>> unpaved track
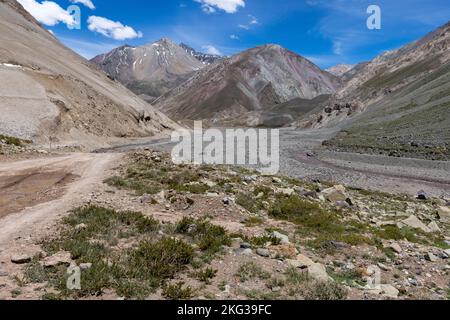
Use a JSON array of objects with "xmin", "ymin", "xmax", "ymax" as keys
[{"xmin": 0, "ymin": 153, "xmax": 122, "ymax": 247}]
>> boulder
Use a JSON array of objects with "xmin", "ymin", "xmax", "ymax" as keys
[
  {"xmin": 400, "ymin": 215, "xmax": 431, "ymax": 233},
  {"xmin": 436, "ymin": 206, "xmax": 450, "ymax": 224},
  {"xmin": 42, "ymin": 252, "xmax": 72, "ymax": 268},
  {"xmin": 389, "ymin": 243, "xmax": 402, "ymax": 254},
  {"xmin": 80, "ymin": 263, "xmax": 92, "ymax": 271},
  {"xmin": 307, "ymin": 263, "xmax": 330, "ymax": 282},
  {"xmin": 11, "ymin": 254, "xmax": 32, "ymax": 264},
  {"xmin": 321, "ymin": 185, "xmax": 348, "ymax": 203},
  {"xmin": 417, "ymin": 191, "xmax": 428, "ymax": 200},
  {"xmin": 380, "ymin": 284, "xmax": 399, "ymax": 298},
  {"xmin": 288, "ymin": 254, "xmax": 315, "ymax": 269},
  {"xmin": 428, "ymin": 221, "xmax": 441, "ymax": 233},
  {"xmin": 272, "ymin": 231, "xmax": 290, "ymax": 244},
  {"xmin": 256, "ymin": 248, "xmax": 271, "ymax": 258}
]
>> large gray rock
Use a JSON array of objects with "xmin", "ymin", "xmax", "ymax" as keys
[
  {"xmin": 399, "ymin": 215, "xmax": 431, "ymax": 233},
  {"xmin": 436, "ymin": 206, "xmax": 450, "ymax": 224},
  {"xmin": 321, "ymin": 185, "xmax": 348, "ymax": 203},
  {"xmin": 272, "ymin": 231, "xmax": 290, "ymax": 244},
  {"xmin": 307, "ymin": 263, "xmax": 330, "ymax": 282}
]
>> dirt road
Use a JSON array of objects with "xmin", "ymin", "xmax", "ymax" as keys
[{"xmin": 0, "ymin": 153, "xmax": 121, "ymax": 248}]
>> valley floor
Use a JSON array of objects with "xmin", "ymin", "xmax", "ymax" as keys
[
  {"xmin": 108, "ymin": 128, "xmax": 450, "ymax": 198},
  {"xmin": 0, "ymin": 128, "xmax": 449, "ymax": 300}
]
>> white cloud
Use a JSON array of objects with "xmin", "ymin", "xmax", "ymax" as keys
[
  {"xmin": 248, "ymin": 14, "xmax": 258, "ymax": 25},
  {"xmin": 230, "ymin": 34, "xmax": 239, "ymax": 40},
  {"xmin": 332, "ymin": 40, "xmax": 343, "ymax": 55},
  {"xmin": 195, "ymin": 0, "xmax": 245, "ymax": 14},
  {"xmin": 87, "ymin": 16, "xmax": 143, "ymax": 40},
  {"xmin": 69, "ymin": 0, "xmax": 95, "ymax": 10},
  {"xmin": 202, "ymin": 45, "xmax": 222, "ymax": 56},
  {"xmin": 17, "ymin": 0, "xmax": 76, "ymax": 27},
  {"xmin": 238, "ymin": 24, "xmax": 249, "ymax": 30}
]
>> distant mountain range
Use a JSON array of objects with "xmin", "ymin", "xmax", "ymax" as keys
[
  {"xmin": 153, "ymin": 44, "xmax": 341, "ymax": 126},
  {"xmin": 179, "ymin": 43, "xmax": 222, "ymax": 65},
  {"xmin": 325, "ymin": 64, "xmax": 355, "ymax": 77},
  {"xmin": 91, "ymin": 39, "xmax": 207, "ymax": 103}
]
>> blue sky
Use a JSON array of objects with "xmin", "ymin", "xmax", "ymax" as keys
[{"xmin": 18, "ymin": 0, "xmax": 450, "ymax": 68}]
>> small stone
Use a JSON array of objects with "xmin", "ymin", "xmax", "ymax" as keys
[
  {"xmin": 43, "ymin": 252, "xmax": 72, "ymax": 268},
  {"xmin": 271, "ymin": 231, "xmax": 290, "ymax": 244},
  {"xmin": 75, "ymin": 223, "xmax": 88, "ymax": 231},
  {"xmin": 377, "ymin": 263, "xmax": 393, "ymax": 272},
  {"xmin": 206, "ymin": 192, "xmax": 219, "ymax": 198},
  {"xmin": 425, "ymin": 252, "xmax": 439, "ymax": 262},
  {"xmin": 0, "ymin": 270, "xmax": 8, "ymax": 277},
  {"xmin": 272, "ymin": 177, "xmax": 282, "ymax": 184},
  {"xmin": 222, "ymin": 197, "xmax": 231, "ymax": 205},
  {"xmin": 80, "ymin": 263, "xmax": 92, "ymax": 270},
  {"xmin": 277, "ymin": 188, "xmax": 295, "ymax": 196},
  {"xmin": 240, "ymin": 242, "xmax": 252, "ymax": 249},
  {"xmin": 443, "ymin": 249, "xmax": 450, "ymax": 257},
  {"xmin": 417, "ymin": 191, "xmax": 428, "ymax": 200},
  {"xmin": 240, "ymin": 248, "xmax": 253, "ymax": 256},
  {"xmin": 389, "ymin": 243, "xmax": 402, "ymax": 254},
  {"xmin": 11, "ymin": 254, "xmax": 32, "ymax": 264},
  {"xmin": 256, "ymin": 248, "xmax": 271, "ymax": 258},
  {"xmin": 272, "ymin": 286, "xmax": 281, "ymax": 293}
]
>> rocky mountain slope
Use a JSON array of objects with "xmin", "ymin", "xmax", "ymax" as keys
[
  {"xmin": 325, "ymin": 64, "xmax": 355, "ymax": 77},
  {"xmin": 301, "ymin": 21, "xmax": 450, "ymax": 159},
  {"xmin": 154, "ymin": 44, "xmax": 341, "ymax": 126},
  {"xmin": 180, "ymin": 43, "xmax": 222, "ymax": 65},
  {"xmin": 0, "ymin": 0, "xmax": 177, "ymax": 148},
  {"xmin": 91, "ymin": 39, "xmax": 205, "ymax": 103}
]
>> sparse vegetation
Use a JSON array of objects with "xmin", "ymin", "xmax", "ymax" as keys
[
  {"xmin": 236, "ymin": 262, "xmax": 270, "ymax": 282},
  {"xmin": 162, "ymin": 282, "xmax": 195, "ymax": 300},
  {"xmin": 0, "ymin": 134, "xmax": 32, "ymax": 147}
]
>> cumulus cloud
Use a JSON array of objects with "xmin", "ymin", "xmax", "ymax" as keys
[
  {"xmin": 195, "ymin": 0, "xmax": 245, "ymax": 14},
  {"xmin": 69, "ymin": 0, "xmax": 95, "ymax": 10},
  {"xmin": 87, "ymin": 16, "xmax": 143, "ymax": 40},
  {"xmin": 17, "ymin": 0, "xmax": 76, "ymax": 27},
  {"xmin": 202, "ymin": 45, "xmax": 222, "ymax": 56}
]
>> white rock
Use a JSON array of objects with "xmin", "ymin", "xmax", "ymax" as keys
[{"xmin": 272, "ymin": 231, "xmax": 290, "ymax": 244}]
